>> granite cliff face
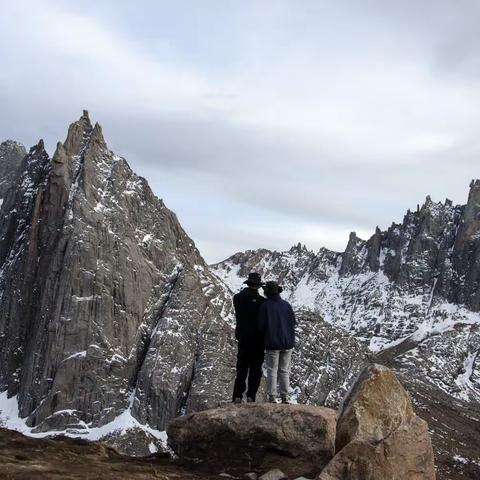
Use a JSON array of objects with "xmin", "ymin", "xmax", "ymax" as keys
[
  {"xmin": 0, "ymin": 112, "xmax": 235, "ymax": 452},
  {"xmin": 0, "ymin": 140, "xmax": 26, "ymax": 202}
]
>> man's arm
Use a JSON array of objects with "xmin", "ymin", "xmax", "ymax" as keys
[
  {"xmin": 233, "ymin": 294, "xmax": 241, "ymax": 340},
  {"xmin": 288, "ymin": 303, "xmax": 296, "ymax": 326}
]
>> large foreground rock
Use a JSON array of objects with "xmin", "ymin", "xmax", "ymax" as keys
[
  {"xmin": 335, "ymin": 362, "xmax": 414, "ymax": 451},
  {"xmin": 319, "ymin": 364, "xmax": 435, "ymax": 480},
  {"xmin": 167, "ymin": 403, "xmax": 336, "ymax": 478}
]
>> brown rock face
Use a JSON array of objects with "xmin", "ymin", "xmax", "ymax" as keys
[
  {"xmin": 0, "ymin": 427, "xmax": 207, "ymax": 480},
  {"xmin": 319, "ymin": 416, "xmax": 435, "ymax": 480},
  {"xmin": 319, "ymin": 364, "xmax": 435, "ymax": 480},
  {"xmin": 167, "ymin": 403, "xmax": 336, "ymax": 478},
  {"xmin": 335, "ymin": 363, "xmax": 414, "ymax": 451}
]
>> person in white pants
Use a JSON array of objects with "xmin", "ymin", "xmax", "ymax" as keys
[
  {"xmin": 258, "ymin": 281, "xmax": 296, "ymax": 404},
  {"xmin": 265, "ymin": 349, "xmax": 292, "ymax": 402}
]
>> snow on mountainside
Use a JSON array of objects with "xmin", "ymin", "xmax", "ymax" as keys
[
  {"xmin": 212, "ymin": 189, "xmax": 480, "ymax": 478},
  {"xmin": 212, "ymin": 190, "xmax": 480, "ymax": 353}
]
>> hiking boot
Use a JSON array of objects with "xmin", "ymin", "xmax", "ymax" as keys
[
  {"xmin": 281, "ymin": 396, "xmax": 290, "ymax": 404},
  {"xmin": 267, "ymin": 395, "xmax": 277, "ymax": 403},
  {"xmin": 233, "ymin": 397, "xmax": 243, "ymax": 404},
  {"xmin": 246, "ymin": 397, "xmax": 255, "ymax": 403}
]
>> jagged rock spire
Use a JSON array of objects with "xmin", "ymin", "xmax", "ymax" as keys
[{"xmin": 63, "ymin": 110, "xmax": 94, "ymax": 156}]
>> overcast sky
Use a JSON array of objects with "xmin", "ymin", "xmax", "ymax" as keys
[{"xmin": 1, "ymin": 1, "xmax": 480, "ymax": 262}]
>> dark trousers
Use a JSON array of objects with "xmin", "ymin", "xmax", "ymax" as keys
[{"xmin": 232, "ymin": 347, "xmax": 264, "ymax": 401}]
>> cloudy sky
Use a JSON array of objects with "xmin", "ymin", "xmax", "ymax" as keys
[{"xmin": 1, "ymin": 1, "xmax": 480, "ymax": 262}]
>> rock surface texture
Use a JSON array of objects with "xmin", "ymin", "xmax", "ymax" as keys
[
  {"xmin": 0, "ymin": 427, "xmax": 207, "ymax": 480},
  {"xmin": 0, "ymin": 140, "xmax": 26, "ymax": 201},
  {"xmin": 319, "ymin": 364, "xmax": 435, "ymax": 480},
  {"xmin": 167, "ymin": 365, "xmax": 435, "ymax": 480},
  {"xmin": 167, "ymin": 403, "xmax": 336, "ymax": 478},
  {"xmin": 0, "ymin": 112, "xmax": 235, "ymax": 454}
]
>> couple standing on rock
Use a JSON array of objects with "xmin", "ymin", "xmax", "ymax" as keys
[{"xmin": 232, "ymin": 272, "xmax": 296, "ymax": 404}]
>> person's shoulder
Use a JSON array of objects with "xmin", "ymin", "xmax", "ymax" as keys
[
  {"xmin": 234, "ymin": 288, "xmax": 247, "ymax": 298},
  {"xmin": 281, "ymin": 298, "xmax": 293, "ymax": 308}
]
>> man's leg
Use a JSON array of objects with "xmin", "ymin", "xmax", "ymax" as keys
[
  {"xmin": 265, "ymin": 350, "xmax": 280, "ymax": 398},
  {"xmin": 278, "ymin": 349, "xmax": 292, "ymax": 399},
  {"xmin": 232, "ymin": 347, "xmax": 249, "ymax": 401},
  {"xmin": 246, "ymin": 348, "xmax": 264, "ymax": 401}
]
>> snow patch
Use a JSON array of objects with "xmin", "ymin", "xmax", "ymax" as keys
[{"xmin": 0, "ymin": 390, "xmax": 168, "ymax": 448}]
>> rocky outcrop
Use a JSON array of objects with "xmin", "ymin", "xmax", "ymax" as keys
[
  {"xmin": 0, "ymin": 112, "xmax": 235, "ymax": 453},
  {"xmin": 0, "ymin": 140, "xmax": 26, "ymax": 201},
  {"xmin": 0, "ymin": 427, "xmax": 206, "ymax": 480},
  {"xmin": 335, "ymin": 363, "xmax": 414, "ymax": 451},
  {"xmin": 167, "ymin": 403, "xmax": 336, "ymax": 478},
  {"xmin": 292, "ymin": 310, "xmax": 369, "ymax": 407},
  {"xmin": 167, "ymin": 365, "xmax": 435, "ymax": 480},
  {"xmin": 319, "ymin": 364, "xmax": 435, "ymax": 480}
]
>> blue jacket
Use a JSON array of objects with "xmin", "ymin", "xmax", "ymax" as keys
[{"xmin": 258, "ymin": 295, "xmax": 296, "ymax": 350}]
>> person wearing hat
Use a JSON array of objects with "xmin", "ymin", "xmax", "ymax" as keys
[
  {"xmin": 258, "ymin": 281, "xmax": 296, "ymax": 404},
  {"xmin": 232, "ymin": 272, "xmax": 266, "ymax": 403}
]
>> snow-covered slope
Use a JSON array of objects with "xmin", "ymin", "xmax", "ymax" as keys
[{"xmin": 212, "ymin": 190, "xmax": 480, "ymax": 353}]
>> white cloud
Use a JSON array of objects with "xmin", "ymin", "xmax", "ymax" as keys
[{"xmin": 1, "ymin": 0, "xmax": 479, "ymax": 262}]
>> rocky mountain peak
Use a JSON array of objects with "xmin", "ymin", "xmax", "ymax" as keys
[
  {"xmin": 289, "ymin": 242, "xmax": 311, "ymax": 254},
  {"xmin": 0, "ymin": 112, "xmax": 235, "ymax": 453},
  {"xmin": 63, "ymin": 111, "xmax": 93, "ymax": 154}
]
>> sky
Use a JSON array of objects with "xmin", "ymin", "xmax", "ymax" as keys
[{"xmin": 1, "ymin": 0, "xmax": 480, "ymax": 263}]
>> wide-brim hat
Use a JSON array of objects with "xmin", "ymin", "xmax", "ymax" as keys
[
  {"xmin": 263, "ymin": 280, "xmax": 283, "ymax": 295},
  {"xmin": 244, "ymin": 272, "xmax": 263, "ymax": 286}
]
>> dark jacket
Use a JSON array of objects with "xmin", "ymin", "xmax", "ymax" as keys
[
  {"xmin": 233, "ymin": 287, "xmax": 266, "ymax": 349},
  {"xmin": 258, "ymin": 295, "xmax": 296, "ymax": 350}
]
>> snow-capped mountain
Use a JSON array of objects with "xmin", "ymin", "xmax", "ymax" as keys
[
  {"xmin": 212, "ymin": 189, "xmax": 480, "ymax": 352},
  {"xmin": 212, "ymin": 188, "xmax": 480, "ymax": 478},
  {"xmin": 1, "ymin": 113, "xmax": 479, "ymax": 477}
]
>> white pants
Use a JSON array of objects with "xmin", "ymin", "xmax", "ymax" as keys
[{"xmin": 265, "ymin": 349, "xmax": 292, "ymax": 397}]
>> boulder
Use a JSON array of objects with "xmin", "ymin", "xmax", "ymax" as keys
[
  {"xmin": 335, "ymin": 363, "xmax": 413, "ymax": 451},
  {"xmin": 167, "ymin": 403, "xmax": 336, "ymax": 478},
  {"xmin": 319, "ymin": 364, "xmax": 435, "ymax": 480}
]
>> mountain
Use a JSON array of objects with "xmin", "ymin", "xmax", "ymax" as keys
[
  {"xmin": 0, "ymin": 112, "xmax": 236, "ymax": 454},
  {"xmin": 212, "ymin": 187, "xmax": 480, "ymax": 479},
  {"xmin": 0, "ymin": 113, "xmax": 368, "ymax": 460},
  {"xmin": 212, "ymin": 188, "xmax": 480, "ymax": 352},
  {"xmin": 1, "ymin": 113, "xmax": 479, "ymax": 478}
]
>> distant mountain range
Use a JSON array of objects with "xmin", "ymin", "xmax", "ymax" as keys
[
  {"xmin": 0, "ymin": 113, "xmax": 479, "ymax": 478},
  {"xmin": 212, "ymin": 182, "xmax": 480, "ymax": 479}
]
